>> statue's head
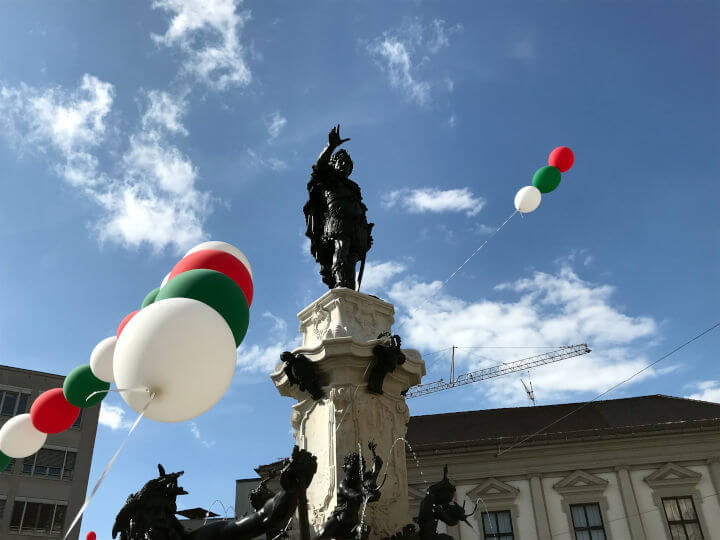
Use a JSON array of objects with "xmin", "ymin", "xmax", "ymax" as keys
[
  {"xmin": 330, "ymin": 149, "xmax": 353, "ymax": 178},
  {"xmin": 342, "ymin": 451, "xmax": 365, "ymax": 482},
  {"xmin": 112, "ymin": 465, "xmax": 187, "ymax": 540},
  {"xmin": 426, "ymin": 465, "xmax": 455, "ymax": 504}
]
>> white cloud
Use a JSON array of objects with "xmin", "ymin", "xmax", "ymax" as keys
[
  {"xmin": 427, "ymin": 19, "xmax": 463, "ymax": 54},
  {"xmin": 266, "ymin": 111, "xmax": 287, "ymax": 140},
  {"xmin": 384, "ymin": 263, "xmax": 658, "ymax": 405},
  {"xmin": 99, "ymin": 403, "xmax": 132, "ymax": 430},
  {"xmin": 152, "ymin": 0, "xmax": 251, "ymax": 90},
  {"xmin": 190, "ymin": 422, "xmax": 216, "ymax": 448},
  {"xmin": 245, "ymin": 148, "xmax": 287, "ymax": 171},
  {"xmin": 263, "ymin": 311, "xmax": 288, "ymax": 334},
  {"xmin": 383, "ymin": 187, "xmax": 485, "ymax": 217},
  {"xmin": 369, "ymin": 38, "xmax": 430, "ymax": 105},
  {"xmin": 0, "ymin": 77, "xmax": 212, "ymax": 252},
  {"xmin": 360, "ymin": 261, "xmax": 407, "ymax": 292},
  {"xmin": 0, "ymin": 74, "xmax": 112, "ymax": 187},
  {"xmin": 142, "ymin": 90, "xmax": 188, "ymax": 135},
  {"xmin": 367, "ymin": 18, "xmax": 461, "ymax": 105},
  {"xmin": 687, "ymin": 381, "xmax": 720, "ymax": 403}
]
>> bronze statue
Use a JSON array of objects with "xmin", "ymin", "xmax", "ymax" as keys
[
  {"xmin": 304, "ymin": 125, "xmax": 374, "ymax": 290},
  {"xmin": 317, "ymin": 441, "xmax": 383, "ymax": 540},
  {"xmin": 280, "ymin": 351, "xmax": 324, "ymax": 400},
  {"xmin": 368, "ymin": 333, "xmax": 406, "ymax": 395},
  {"xmin": 384, "ymin": 466, "xmax": 475, "ymax": 540},
  {"xmin": 112, "ymin": 447, "xmax": 317, "ymax": 540}
]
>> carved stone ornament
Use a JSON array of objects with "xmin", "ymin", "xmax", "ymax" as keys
[{"xmin": 297, "ymin": 288, "xmax": 395, "ymax": 349}]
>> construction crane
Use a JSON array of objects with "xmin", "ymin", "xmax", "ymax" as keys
[
  {"xmin": 405, "ymin": 344, "xmax": 591, "ymax": 399},
  {"xmin": 521, "ymin": 377, "xmax": 536, "ymax": 406}
]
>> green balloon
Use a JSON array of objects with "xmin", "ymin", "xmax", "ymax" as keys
[
  {"xmin": 532, "ymin": 166, "xmax": 562, "ymax": 194},
  {"xmin": 155, "ymin": 268, "xmax": 250, "ymax": 347},
  {"xmin": 0, "ymin": 451, "xmax": 11, "ymax": 472},
  {"xmin": 63, "ymin": 365, "xmax": 110, "ymax": 408},
  {"xmin": 142, "ymin": 287, "xmax": 161, "ymax": 309}
]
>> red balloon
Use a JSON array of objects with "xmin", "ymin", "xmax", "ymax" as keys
[
  {"xmin": 30, "ymin": 388, "xmax": 80, "ymax": 434},
  {"xmin": 117, "ymin": 310, "xmax": 139, "ymax": 338},
  {"xmin": 548, "ymin": 146, "xmax": 575, "ymax": 172},
  {"xmin": 169, "ymin": 249, "xmax": 254, "ymax": 307},
  {"xmin": 86, "ymin": 532, "xmax": 97, "ymax": 540}
]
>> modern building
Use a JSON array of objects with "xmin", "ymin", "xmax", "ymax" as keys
[
  {"xmin": 406, "ymin": 394, "xmax": 720, "ymax": 540},
  {"xmin": 0, "ymin": 365, "xmax": 100, "ymax": 540},
  {"xmin": 243, "ymin": 394, "xmax": 720, "ymax": 540}
]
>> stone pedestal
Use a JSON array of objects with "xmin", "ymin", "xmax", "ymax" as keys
[{"xmin": 271, "ymin": 288, "xmax": 425, "ymax": 539}]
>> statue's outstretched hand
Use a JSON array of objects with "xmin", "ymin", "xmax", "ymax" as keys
[{"xmin": 329, "ymin": 124, "xmax": 350, "ymax": 148}]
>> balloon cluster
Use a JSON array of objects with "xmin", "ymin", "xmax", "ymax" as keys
[
  {"xmin": 514, "ymin": 147, "xmax": 575, "ymax": 213},
  {"xmin": 0, "ymin": 241, "xmax": 253, "ymax": 470}
]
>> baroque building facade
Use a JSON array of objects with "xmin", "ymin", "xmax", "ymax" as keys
[{"xmin": 405, "ymin": 395, "xmax": 720, "ymax": 540}]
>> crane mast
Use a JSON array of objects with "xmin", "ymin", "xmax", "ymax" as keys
[{"xmin": 405, "ymin": 344, "xmax": 591, "ymax": 399}]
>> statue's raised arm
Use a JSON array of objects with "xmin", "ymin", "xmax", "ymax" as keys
[{"xmin": 314, "ymin": 125, "xmax": 350, "ymax": 172}]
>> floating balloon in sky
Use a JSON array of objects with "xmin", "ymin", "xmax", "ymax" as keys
[
  {"xmin": 30, "ymin": 388, "xmax": 80, "ymax": 434},
  {"xmin": 141, "ymin": 287, "xmax": 161, "ymax": 309},
  {"xmin": 64, "ymin": 365, "xmax": 110, "ymax": 408},
  {"xmin": 169, "ymin": 249, "xmax": 254, "ymax": 307},
  {"xmin": 514, "ymin": 186, "xmax": 542, "ymax": 213},
  {"xmin": 548, "ymin": 146, "xmax": 575, "ymax": 172},
  {"xmin": 0, "ymin": 414, "xmax": 47, "ymax": 458},
  {"xmin": 114, "ymin": 297, "xmax": 237, "ymax": 423},
  {"xmin": 156, "ymin": 268, "xmax": 250, "ymax": 347},
  {"xmin": 185, "ymin": 241, "xmax": 253, "ymax": 279},
  {"xmin": 532, "ymin": 165, "xmax": 562, "ymax": 194},
  {"xmin": 117, "ymin": 310, "xmax": 139, "ymax": 338},
  {"xmin": 90, "ymin": 336, "xmax": 117, "ymax": 383}
]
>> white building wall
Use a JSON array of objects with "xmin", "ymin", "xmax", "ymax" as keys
[
  {"xmin": 689, "ymin": 465, "xmax": 720, "ymax": 537},
  {"xmin": 509, "ymin": 479, "xmax": 536, "ymax": 539},
  {"xmin": 542, "ymin": 476, "xmax": 568, "ymax": 538},
  {"xmin": 631, "ymin": 468, "xmax": 666, "ymax": 538},
  {"xmin": 599, "ymin": 471, "xmax": 632, "ymax": 540}
]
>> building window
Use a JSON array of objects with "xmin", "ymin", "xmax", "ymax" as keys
[
  {"xmin": 570, "ymin": 503, "xmax": 607, "ymax": 539},
  {"xmin": 9, "ymin": 500, "xmax": 67, "ymax": 535},
  {"xmin": 481, "ymin": 510, "xmax": 514, "ymax": 539},
  {"xmin": 0, "ymin": 390, "xmax": 30, "ymax": 416},
  {"xmin": 22, "ymin": 448, "xmax": 76, "ymax": 480},
  {"xmin": 662, "ymin": 496, "xmax": 704, "ymax": 539},
  {"xmin": 71, "ymin": 408, "xmax": 83, "ymax": 428}
]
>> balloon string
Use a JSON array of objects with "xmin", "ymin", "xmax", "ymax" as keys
[
  {"xmin": 63, "ymin": 392, "xmax": 155, "ymax": 539},
  {"xmin": 411, "ymin": 209, "xmax": 518, "ymax": 314},
  {"xmin": 85, "ymin": 387, "xmax": 150, "ymax": 402}
]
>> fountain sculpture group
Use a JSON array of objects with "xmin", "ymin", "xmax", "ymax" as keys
[{"xmin": 112, "ymin": 127, "xmax": 475, "ymax": 540}]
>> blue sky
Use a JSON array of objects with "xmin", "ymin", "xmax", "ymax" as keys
[{"xmin": 0, "ymin": 0, "xmax": 718, "ymax": 537}]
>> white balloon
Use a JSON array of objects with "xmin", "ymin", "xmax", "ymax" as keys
[
  {"xmin": 0, "ymin": 414, "xmax": 47, "ymax": 458},
  {"xmin": 114, "ymin": 297, "xmax": 237, "ymax": 423},
  {"xmin": 90, "ymin": 336, "xmax": 117, "ymax": 383},
  {"xmin": 514, "ymin": 186, "xmax": 542, "ymax": 213},
  {"xmin": 185, "ymin": 241, "xmax": 253, "ymax": 279},
  {"xmin": 160, "ymin": 272, "xmax": 171, "ymax": 289}
]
